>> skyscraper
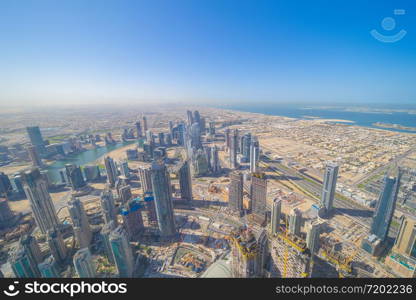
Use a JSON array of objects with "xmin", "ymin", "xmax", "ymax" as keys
[
  {"xmin": 288, "ymin": 208, "xmax": 302, "ymax": 237},
  {"xmin": 104, "ymin": 156, "xmax": 118, "ymax": 187},
  {"xmin": 229, "ymin": 129, "xmax": 238, "ymax": 169},
  {"xmin": 151, "ymin": 161, "xmax": 177, "ymax": 239},
  {"xmin": 21, "ymin": 168, "xmax": 59, "ymax": 233},
  {"xmin": 110, "ymin": 226, "xmax": 135, "ymax": 277},
  {"xmin": 228, "ymin": 172, "xmax": 244, "ymax": 215},
  {"xmin": 26, "ymin": 126, "xmax": 46, "ymax": 155},
  {"xmin": 251, "ymin": 173, "xmax": 267, "ymax": 219},
  {"xmin": 393, "ymin": 215, "xmax": 416, "ymax": 258},
  {"xmin": 231, "ymin": 227, "xmax": 268, "ymax": 278},
  {"xmin": 320, "ymin": 162, "xmax": 339, "ymax": 214},
  {"xmin": 241, "ymin": 133, "xmax": 251, "ymax": 162},
  {"xmin": 370, "ymin": 175, "xmax": 399, "ymax": 242},
  {"xmin": 271, "ymin": 198, "xmax": 282, "ymax": 235},
  {"xmin": 65, "ymin": 164, "xmax": 86, "ymax": 190},
  {"xmin": 135, "ymin": 121, "xmax": 142, "ymax": 138},
  {"xmin": 186, "ymin": 110, "xmax": 194, "ymax": 126},
  {"xmin": 100, "ymin": 188, "xmax": 118, "ymax": 225},
  {"xmin": 101, "ymin": 220, "xmax": 116, "ymax": 264},
  {"xmin": 68, "ymin": 195, "xmax": 92, "ymax": 249},
  {"xmin": 10, "ymin": 245, "xmax": 41, "ymax": 278},
  {"xmin": 0, "ymin": 172, "xmax": 12, "ymax": 196},
  {"xmin": 249, "ymin": 138, "xmax": 260, "ymax": 173},
  {"xmin": 0, "ymin": 197, "xmax": 14, "ymax": 229},
  {"xmin": 27, "ymin": 145, "xmax": 43, "ymax": 167},
  {"xmin": 190, "ymin": 122, "xmax": 202, "ymax": 150},
  {"xmin": 192, "ymin": 148, "xmax": 209, "ymax": 177},
  {"xmin": 211, "ymin": 146, "xmax": 221, "ymax": 174},
  {"xmin": 47, "ymin": 228, "xmax": 67, "ymax": 265},
  {"xmin": 142, "ymin": 115, "xmax": 148, "ymax": 132},
  {"xmin": 306, "ymin": 220, "xmax": 322, "ymax": 254},
  {"xmin": 73, "ymin": 248, "xmax": 96, "ymax": 278},
  {"xmin": 121, "ymin": 198, "xmax": 144, "ymax": 240},
  {"xmin": 178, "ymin": 160, "xmax": 193, "ymax": 202},
  {"xmin": 138, "ymin": 165, "xmax": 153, "ymax": 194},
  {"xmin": 38, "ymin": 255, "xmax": 60, "ymax": 278}
]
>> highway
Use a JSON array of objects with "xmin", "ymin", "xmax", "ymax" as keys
[{"xmin": 261, "ymin": 156, "xmax": 399, "ymax": 237}]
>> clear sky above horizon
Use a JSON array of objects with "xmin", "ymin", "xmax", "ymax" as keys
[{"xmin": 0, "ymin": 0, "xmax": 415, "ymax": 107}]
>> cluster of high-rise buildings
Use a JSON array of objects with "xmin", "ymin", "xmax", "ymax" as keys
[{"xmin": 3, "ymin": 108, "xmax": 416, "ymax": 279}]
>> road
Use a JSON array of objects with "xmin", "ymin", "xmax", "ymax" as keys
[{"xmin": 261, "ymin": 156, "xmax": 398, "ymax": 237}]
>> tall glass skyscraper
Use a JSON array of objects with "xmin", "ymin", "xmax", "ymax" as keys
[
  {"xmin": 320, "ymin": 162, "xmax": 339, "ymax": 214},
  {"xmin": 178, "ymin": 160, "xmax": 193, "ymax": 202},
  {"xmin": 110, "ymin": 226, "xmax": 135, "ymax": 277},
  {"xmin": 21, "ymin": 168, "xmax": 59, "ymax": 234},
  {"xmin": 151, "ymin": 161, "xmax": 177, "ymax": 239},
  {"xmin": 370, "ymin": 175, "xmax": 399, "ymax": 242},
  {"xmin": 26, "ymin": 126, "xmax": 46, "ymax": 155},
  {"xmin": 73, "ymin": 248, "xmax": 96, "ymax": 278}
]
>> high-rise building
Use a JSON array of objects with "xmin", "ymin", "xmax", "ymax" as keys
[
  {"xmin": 231, "ymin": 227, "xmax": 268, "ymax": 278},
  {"xmin": 138, "ymin": 165, "xmax": 153, "ymax": 194},
  {"xmin": 121, "ymin": 198, "xmax": 144, "ymax": 240},
  {"xmin": 110, "ymin": 226, "xmax": 135, "ymax": 277},
  {"xmin": 241, "ymin": 133, "xmax": 251, "ymax": 161},
  {"xmin": 193, "ymin": 110, "xmax": 201, "ymax": 126},
  {"xmin": 20, "ymin": 234, "xmax": 42, "ymax": 263},
  {"xmin": 47, "ymin": 228, "xmax": 67, "ymax": 265},
  {"xmin": 26, "ymin": 126, "xmax": 46, "ymax": 155},
  {"xmin": 142, "ymin": 115, "xmax": 148, "ymax": 132},
  {"xmin": 229, "ymin": 129, "xmax": 238, "ymax": 169},
  {"xmin": 38, "ymin": 255, "xmax": 60, "ymax": 278},
  {"xmin": 192, "ymin": 148, "xmax": 209, "ymax": 177},
  {"xmin": 101, "ymin": 220, "xmax": 116, "ymax": 264},
  {"xmin": 0, "ymin": 172, "xmax": 12, "ymax": 196},
  {"xmin": 68, "ymin": 195, "xmax": 92, "ymax": 249},
  {"xmin": 306, "ymin": 220, "xmax": 322, "ymax": 254},
  {"xmin": 135, "ymin": 121, "xmax": 142, "ymax": 138},
  {"xmin": 249, "ymin": 138, "xmax": 260, "ymax": 173},
  {"xmin": 178, "ymin": 160, "xmax": 193, "ymax": 202},
  {"xmin": 251, "ymin": 173, "xmax": 267, "ymax": 219},
  {"xmin": 10, "ymin": 245, "xmax": 41, "ymax": 278},
  {"xmin": 289, "ymin": 208, "xmax": 302, "ymax": 237},
  {"xmin": 187, "ymin": 110, "xmax": 194, "ymax": 126},
  {"xmin": 208, "ymin": 121, "xmax": 216, "ymax": 136},
  {"xmin": 151, "ymin": 161, "xmax": 177, "ymax": 239},
  {"xmin": 371, "ymin": 175, "xmax": 399, "ymax": 242},
  {"xmin": 100, "ymin": 188, "xmax": 118, "ymax": 225},
  {"xmin": 189, "ymin": 122, "xmax": 202, "ymax": 150},
  {"xmin": 211, "ymin": 146, "xmax": 221, "ymax": 174},
  {"xmin": 228, "ymin": 172, "xmax": 244, "ymax": 215},
  {"xmin": 320, "ymin": 162, "xmax": 339, "ymax": 214},
  {"xmin": 73, "ymin": 248, "xmax": 96, "ymax": 278},
  {"xmin": 271, "ymin": 198, "xmax": 282, "ymax": 235},
  {"xmin": 104, "ymin": 156, "xmax": 118, "ymax": 187},
  {"xmin": 65, "ymin": 164, "xmax": 86, "ymax": 190},
  {"xmin": 119, "ymin": 161, "xmax": 130, "ymax": 178},
  {"xmin": 83, "ymin": 165, "xmax": 101, "ymax": 182},
  {"xmin": 225, "ymin": 128, "xmax": 231, "ymax": 150},
  {"xmin": 21, "ymin": 168, "xmax": 59, "ymax": 233},
  {"xmin": 0, "ymin": 197, "xmax": 14, "ymax": 229},
  {"xmin": 204, "ymin": 146, "xmax": 212, "ymax": 171},
  {"xmin": 27, "ymin": 145, "xmax": 43, "ymax": 167},
  {"xmin": 118, "ymin": 184, "xmax": 132, "ymax": 204},
  {"xmin": 393, "ymin": 215, "xmax": 416, "ymax": 258}
]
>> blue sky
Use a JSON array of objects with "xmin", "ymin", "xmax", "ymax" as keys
[{"xmin": 0, "ymin": 0, "xmax": 415, "ymax": 107}]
